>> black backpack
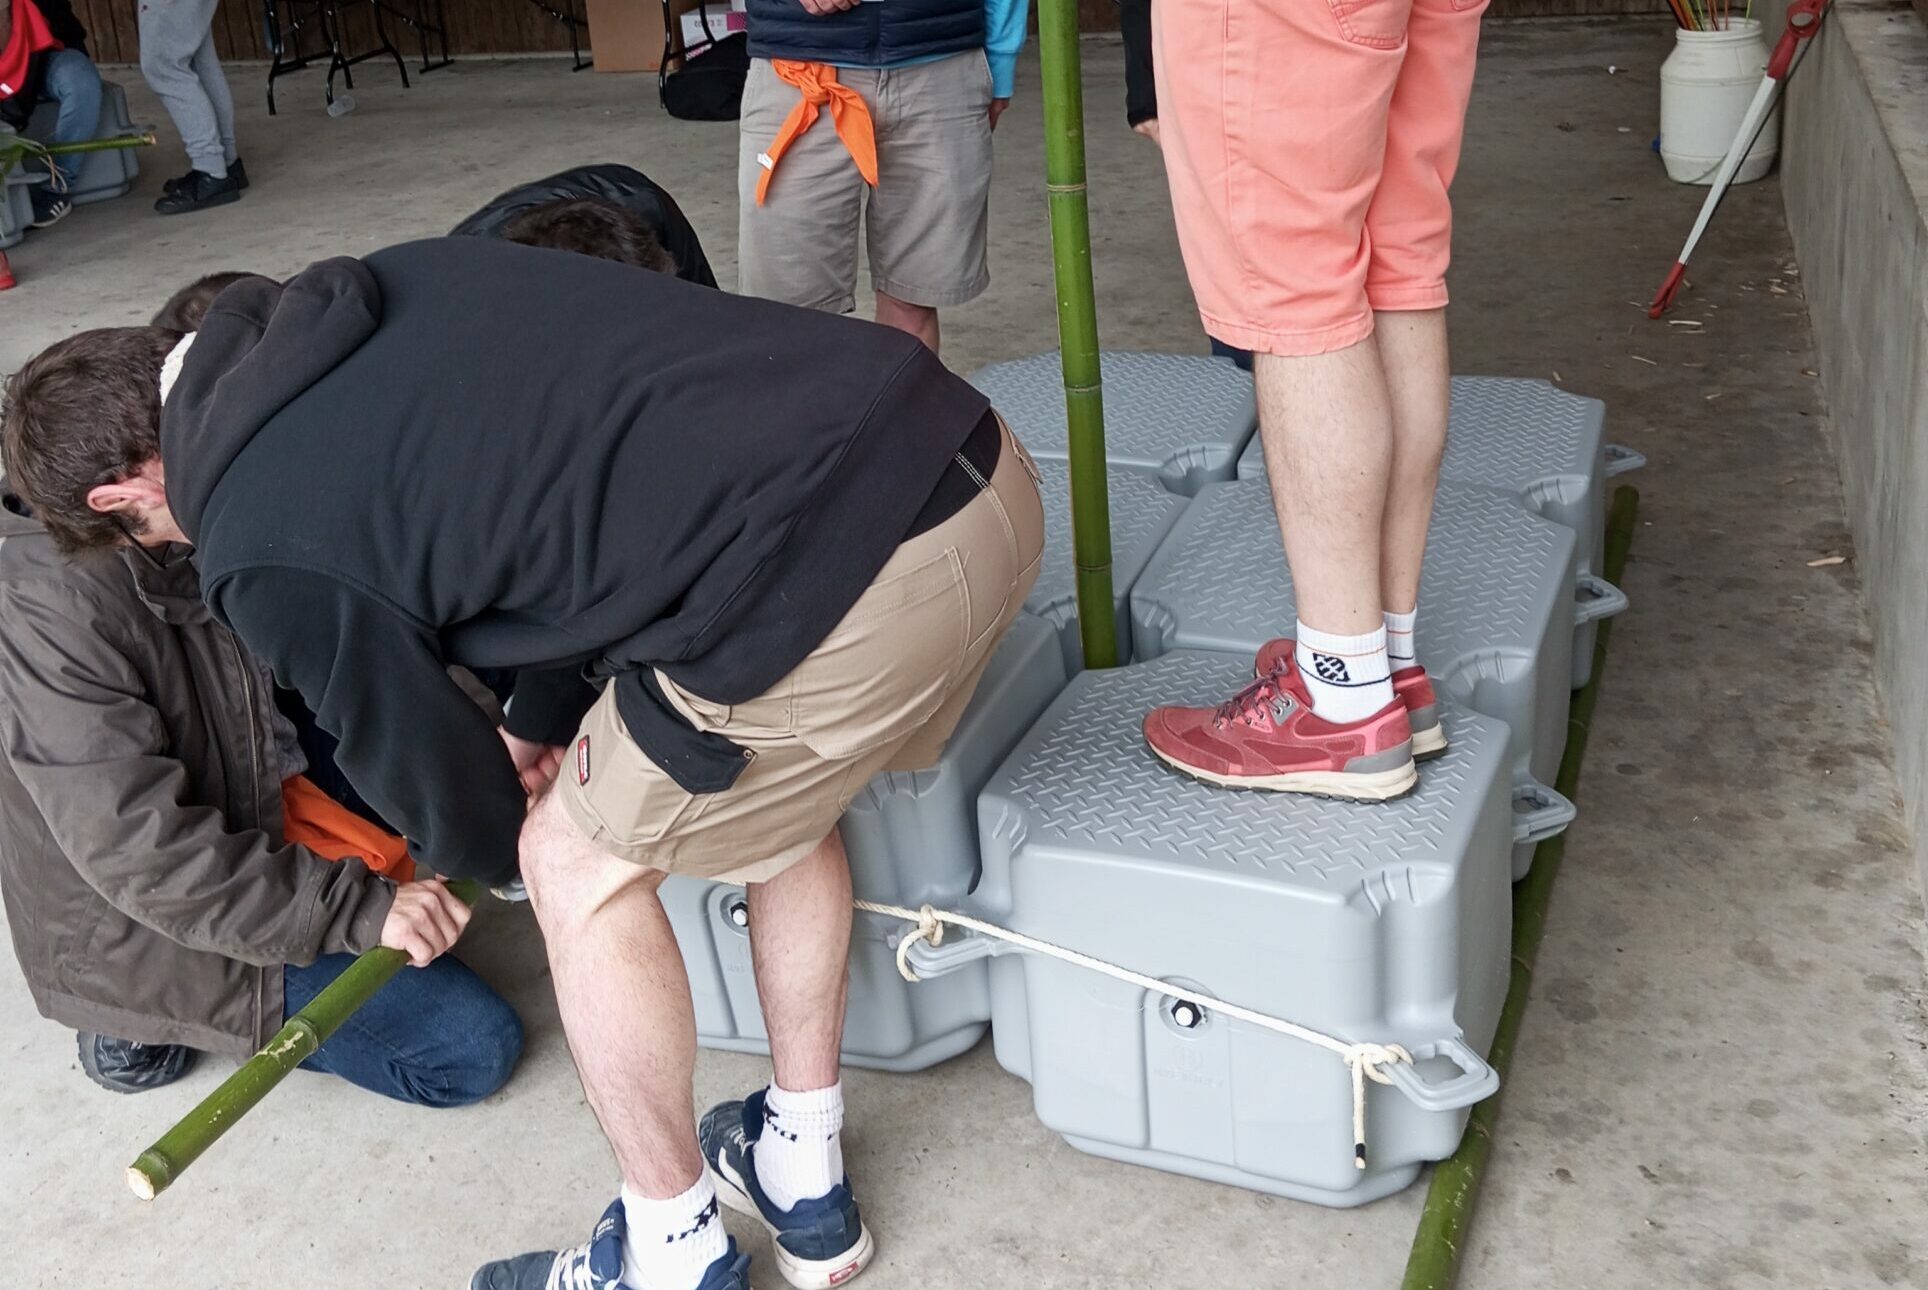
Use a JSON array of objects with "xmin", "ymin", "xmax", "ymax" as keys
[{"xmin": 659, "ymin": 3, "xmax": 749, "ymax": 122}]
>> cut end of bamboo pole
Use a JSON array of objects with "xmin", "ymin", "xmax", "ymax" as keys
[{"xmin": 127, "ymin": 1163, "xmax": 159, "ymax": 1202}]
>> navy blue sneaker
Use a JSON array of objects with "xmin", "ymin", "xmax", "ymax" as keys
[
  {"xmin": 700, "ymin": 1089, "xmax": 875, "ymax": 1289},
  {"xmin": 469, "ymin": 1198, "xmax": 750, "ymax": 1290}
]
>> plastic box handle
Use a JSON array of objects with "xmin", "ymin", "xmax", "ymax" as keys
[
  {"xmin": 1573, "ymin": 573, "xmax": 1629, "ymax": 627},
  {"xmin": 1513, "ymin": 780, "xmax": 1576, "ymax": 846}
]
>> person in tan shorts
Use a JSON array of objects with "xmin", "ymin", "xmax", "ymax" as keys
[{"xmin": 0, "ymin": 237, "xmax": 1041, "ymax": 1290}]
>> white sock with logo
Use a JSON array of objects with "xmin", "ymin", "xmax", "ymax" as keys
[
  {"xmin": 1384, "ymin": 608, "xmax": 1418, "ymax": 672},
  {"xmin": 620, "ymin": 1176, "xmax": 728, "ymax": 1290},
  {"xmin": 1294, "ymin": 621, "xmax": 1395, "ymax": 724},
  {"xmin": 755, "ymin": 1080, "xmax": 845, "ymax": 1212}
]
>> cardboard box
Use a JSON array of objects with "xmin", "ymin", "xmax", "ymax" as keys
[
  {"xmin": 680, "ymin": 4, "xmax": 747, "ymax": 54},
  {"xmin": 582, "ymin": 0, "xmax": 704, "ymax": 73}
]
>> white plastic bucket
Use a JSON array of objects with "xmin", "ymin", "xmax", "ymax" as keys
[{"xmin": 1659, "ymin": 18, "xmax": 1778, "ymax": 185}]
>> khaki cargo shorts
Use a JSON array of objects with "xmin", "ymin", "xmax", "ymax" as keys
[
  {"xmin": 557, "ymin": 419, "xmax": 1044, "ymax": 883},
  {"xmin": 737, "ymin": 50, "xmax": 996, "ymax": 312}
]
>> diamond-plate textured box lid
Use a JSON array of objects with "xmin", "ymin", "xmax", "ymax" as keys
[
  {"xmin": 973, "ymin": 351, "xmax": 1257, "ymax": 494},
  {"xmin": 1238, "ymin": 376, "xmax": 1604, "ymax": 543},
  {"xmin": 1026, "ymin": 457, "xmax": 1190, "ymax": 673},
  {"xmin": 979, "ymin": 651, "xmax": 1511, "ymax": 897},
  {"xmin": 1133, "ymin": 479, "xmax": 1566, "ymax": 660}
]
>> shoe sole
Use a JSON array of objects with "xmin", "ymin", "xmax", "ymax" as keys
[
  {"xmin": 1148, "ymin": 743, "xmax": 1420, "ymax": 801},
  {"xmin": 29, "ymin": 207, "xmax": 70, "ymax": 230},
  {"xmin": 708, "ymin": 1156, "xmax": 875, "ymax": 1290}
]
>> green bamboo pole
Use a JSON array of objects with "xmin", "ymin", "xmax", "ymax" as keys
[
  {"xmin": 126, "ymin": 878, "xmax": 482, "ymax": 1201},
  {"xmin": 1, "ymin": 131, "xmax": 157, "ymax": 179},
  {"xmin": 1402, "ymin": 486, "xmax": 1639, "ymax": 1289},
  {"xmin": 1037, "ymin": 0, "xmax": 1118, "ymax": 669}
]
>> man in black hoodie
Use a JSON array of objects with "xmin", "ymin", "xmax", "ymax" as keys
[{"xmin": 1, "ymin": 235, "xmax": 1043, "ymax": 1290}]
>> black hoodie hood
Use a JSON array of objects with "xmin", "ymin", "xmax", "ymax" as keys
[{"xmin": 161, "ymin": 258, "xmax": 381, "ymax": 544}]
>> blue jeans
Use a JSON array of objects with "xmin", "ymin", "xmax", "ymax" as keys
[
  {"xmin": 283, "ymin": 953, "xmax": 524, "ymax": 1107},
  {"xmin": 40, "ymin": 49, "xmax": 103, "ymax": 189}
]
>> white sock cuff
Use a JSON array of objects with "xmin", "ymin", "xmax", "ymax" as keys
[
  {"xmin": 1384, "ymin": 609, "xmax": 1418, "ymax": 664},
  {"xmin": 620, "ymin": 1176, "xmax": 719, "ymax": 1234},
  {"xmin": 1296, "ymin": 621, "xmax": 1389, "ymax": 661},
  {"xmin": 767, "ymin": 1080, "xmax": 844, "ymax": 1134}
]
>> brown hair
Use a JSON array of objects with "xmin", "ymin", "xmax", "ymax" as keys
[
  {"xmin": 152, "ymin": 271, "xmax": 256, "ymax": 331},
  {"xmin": 499, "ymin": 198, "xmax": 676, "ymax": 274},
  {"xmin": 1, "ymin": 327, "xmax": 180, "ymax": 553}
]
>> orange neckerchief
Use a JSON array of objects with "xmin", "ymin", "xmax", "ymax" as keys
[
  {"xmin": 754, "ymin": 60, "xmax": 878, "ymax": 207},
  {"xmin": 281, "ymin": 775, "xmax": 416, "ymax": 883}
]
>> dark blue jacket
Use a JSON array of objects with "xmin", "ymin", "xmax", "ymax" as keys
[{"xmin": 745, "ymin": 0, "xmax": 983, "ymax": 69}]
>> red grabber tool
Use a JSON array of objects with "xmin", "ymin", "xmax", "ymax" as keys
[
  {"xmin": 0, "ymin": 250, "xmax": 15, "ymax": 291},
  {"xmin": 1649, "ymin": 0, "xmax": 1830, "ymax": 318}
]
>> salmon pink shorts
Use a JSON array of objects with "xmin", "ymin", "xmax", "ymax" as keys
[{"xmin": 1153, "ymin": 0, "xmax": 1489, "ymax": 356}]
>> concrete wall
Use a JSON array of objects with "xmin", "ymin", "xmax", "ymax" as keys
[{"xmin": 1779, "ymin": 0, "xmax": 1928, "ymax": 886}]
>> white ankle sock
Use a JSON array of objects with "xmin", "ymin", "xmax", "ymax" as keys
[
  {"xmin": 756, "ymin": 1080, "xmax": 845, "ymax": 1212},
  {"xmin": 620, "ymin": 1177, "xmax": 728, "ymax": 1290},
  {"xmin": 1384, "ymin": 608, "xmax": 1418, "ymax": 671},
  {"xmin": 1294, "ymin": 621, "xmax": 1394, "ymax": 724}
]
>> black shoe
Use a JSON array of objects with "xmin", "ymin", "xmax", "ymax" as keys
[
  {"xmin": 154, "ymin": 169, "xmax": 242, "ymax": 216},
  {"xmin": 28, "ymin": 190, "xmax": 72, "ymax": 229},
  {"xmin": 77, "ymin": 1032, "xmax": 197, "ymax": 1093},
  {"xmin": 164, "ymin": 158, "xmax": 248, "ymax": 195}
]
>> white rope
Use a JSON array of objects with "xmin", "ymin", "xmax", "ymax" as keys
[{"xmin": 853, "ymin": 899, "xmax": 1413, "ymax": 1169}]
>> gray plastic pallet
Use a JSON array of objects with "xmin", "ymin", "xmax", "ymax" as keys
[
  {"xmin": 1027, "ymin": 457, "xmax": 1190, "ymax": 674},
  {"xmin": 1236, "ymin": 376, "xmax": 1640, "ymax": 687},
  {"xmin": 914, "ymin": 651, "xmax": 1512, "ymax": 1205},
  {"xmin": 1131, "ymin": 479, "xmax": 1598, "ymax": 878},
  {"xmin": 0, "ymin": 169, "xmax": 29, "ymax": 250},
  {"xmin": 663, "ymin": 614, "xmax": 1068, "ymax": 1072},
  {"xmin": 26, "ymin": 82, "xmax": 140, "ymax": 206},
  {"xmin": 972, "ymin": 351, "xmax": 1257, "ymax": 495}
]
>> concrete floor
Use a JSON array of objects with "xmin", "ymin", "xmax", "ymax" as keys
[{"xmin": 4, "ymin": 19, "xmax": 1925, "ymax": 1289}]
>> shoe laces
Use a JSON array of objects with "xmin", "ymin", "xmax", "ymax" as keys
[
  {"xmin": 543, "ymin": 1242, "xmax": 604, "ymax": 1290},
  {"xmin": 1215, "ymin": 673, "xmax": 1284, "ymax": 729}
]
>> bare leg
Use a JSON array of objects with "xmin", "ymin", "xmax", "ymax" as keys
[
  {"xmin": 1254, "ymin": 340, "xmax": 1395, "ymax": 634},
  {"xmin": 874, "ymin": 290, "xmax": 940, "ymax": 354},
  {"xmin": 521, "ymin": 786, "xmax": 703, "ymax": 1199},
  {"xmin": 746, "ymin": 830, "xmax": 853, "ymax": 1091},
  {"xmin": 1373, "ymin": 309, "xmax": 1450, "ymax": 615}
]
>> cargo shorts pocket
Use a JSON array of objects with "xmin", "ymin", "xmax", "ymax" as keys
[
  {"xmin": 790, "ymin": 548, "xmax": 970, "ymax": 761},
  {"xmin": 1325, "ymin": 0, "xmax": 1415, "ymax": 47},
  {"xmin": 567, "ymin": 691, "xmax": 714, "ymax": 850}
]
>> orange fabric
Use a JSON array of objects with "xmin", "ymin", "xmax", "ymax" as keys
[
  {"xmin": 754, "ymin": 60, "xmax": 878, "ymax": 207},
  {"xmin": 281, "ymin": 775, "xmax": 416, "ymax": 883},
  {"xmin": 0, "ymin": 0, "xmax": 63, "ymax": 103}
]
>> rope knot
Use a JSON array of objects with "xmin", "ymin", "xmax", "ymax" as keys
[
  {"xmin": 1343, "ymin": 1042, "xmax": 1414, "ymax": 1169},
  {"xmin": 891, "ymin": 903, "xmax": 945, "ymax": 983}
]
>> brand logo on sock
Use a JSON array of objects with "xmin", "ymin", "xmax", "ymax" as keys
[
  {"xmin": 576, "ymin": 735, "xmax": 591, "ymax": 785},
  {"xmin": 1311, "ymin": 653, "xmax": 1352, "ymax": 684},
  {"xmin": 671, "ymin": 1196, "xmax": 720, "ymax": 1242}
]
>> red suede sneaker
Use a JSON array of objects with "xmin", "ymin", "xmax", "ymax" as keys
[
  {"xmin": 1143, "ymin": 658, "xmax": 1418, "ymax": 801},
  {"xmin": 1254, "ymin": 637, "xmax": 1447, "ymax": 761}
]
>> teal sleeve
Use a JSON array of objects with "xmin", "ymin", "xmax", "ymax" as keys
[{"xmin": 984, "ymin": 0, "xmax": 1029, "ymax": 99}]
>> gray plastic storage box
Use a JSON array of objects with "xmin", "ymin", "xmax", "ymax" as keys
[
  {"xmin": 972, "ymin": 351, "xmax": 1257, "ymax": 495},
  {"xmin": 1131, "ymin": 479, "xmax": 1599, "ymax": 879},
  {"xmin": 1237, "ymin": 376, "xmax": 1640, "ymax": 687},
  {"xmin": 0, "ymin": 168, "xmax": 31, "ymax": 250},
  {"xmin": 662, "ymin": 613, "xmax": 1068, "ymax": 1072},
  {"xmin": 1026, "ymin": 457, "xmax": 1190, "ymax": 675},
  {"xmin": 910, "ymin": 651, "xmax": 1511, "ymax": 1205},
  {"xmin": 27, "ymin": 81, "xmax": 141, "ymax": 205}
]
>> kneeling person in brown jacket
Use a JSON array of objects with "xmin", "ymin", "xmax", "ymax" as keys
[{"xmin": 0, "ymin": 289, "xmax": 523, "ymax": 1103}]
